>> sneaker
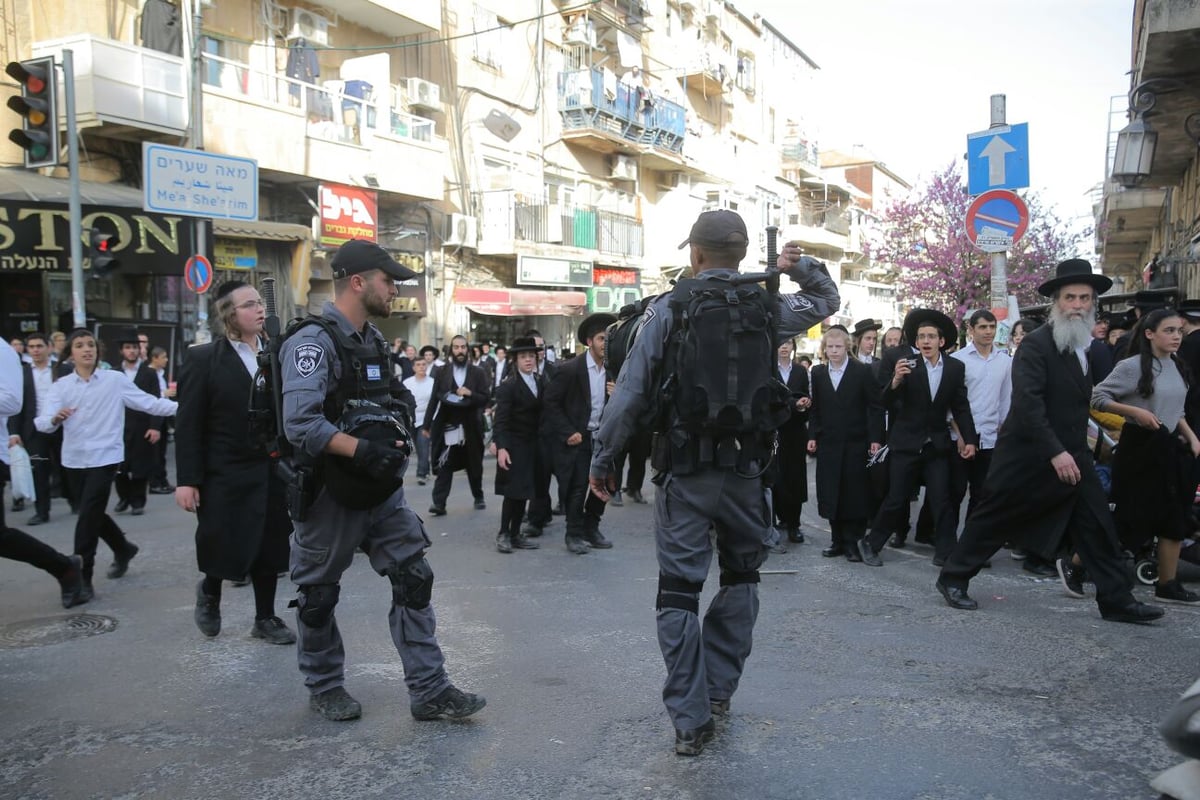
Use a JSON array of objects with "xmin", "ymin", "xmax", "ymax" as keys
[
  {"xmin": 58, "ymin": 555, "xmax": 85, "ymax": 609},
  {"xmin": 107, "ymin": 543, "xmax": 140, "ymax": 579},
  {"xmin": 194, "ymin": 581, "xmax": 221, "ymax": 637},
  {"xmin": 1155, "ymin": 579, "xmax": 1200, "ymax": 604},
  {"xmin": 310, "ymin": 686, "xmax": 362, "ymax": 721},
  {"xmin": 674, "ymin": 718, "xmax": 717, "ymax": 756},
  {"xmin": 250, "ymin": 616, "xmax": 296, "ymax": 644},
  {"xmin": 411, "ymin": 685, "xmax": 486, "ymax": 721},
  {"xmin": 1056, "ymin": 558, "xmax": 1086, "ymax": 599}
]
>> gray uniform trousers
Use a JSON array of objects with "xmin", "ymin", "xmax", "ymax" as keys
[
  {"xmin": 655, "ymin": 468, "xmax": 768, "ymax": 731},
  {"xmin": 290, "ymin": 484, "xmax": 450, "ymax": 703}
]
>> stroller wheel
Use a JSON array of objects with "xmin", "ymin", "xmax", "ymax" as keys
[{"xmin": 1135, "ymin": 559, "xmax": 1159, "ymax": 586}]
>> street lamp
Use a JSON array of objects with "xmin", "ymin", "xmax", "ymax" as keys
[{"xmin": 1111, "ymin": 77, "xmax": 1200, "ymax": 188}]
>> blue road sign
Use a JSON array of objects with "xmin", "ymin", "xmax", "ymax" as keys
[{"xmin": 967, "ymin": 122, "xmax": 1029, "ymax": 194}]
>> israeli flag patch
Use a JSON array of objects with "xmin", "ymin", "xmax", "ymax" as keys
[{"xmin": 366, "ymin": 364, "xmax": 382, "ymax": 381}]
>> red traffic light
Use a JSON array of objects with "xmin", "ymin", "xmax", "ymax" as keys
[{"xmin": 88, "ymin": 227, "xmax": 119, "ymax": 277}]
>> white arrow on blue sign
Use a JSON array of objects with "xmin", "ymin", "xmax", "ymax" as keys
[{"xmin": 966, "ymin": 122, "xmax": 1029, "ymax": 195}]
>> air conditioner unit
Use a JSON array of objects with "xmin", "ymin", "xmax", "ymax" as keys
[
  {"xmin": 405, "ymin": 77, "xmax": 441, "ymax": 111},
  {"xmin": 446, "ymin": 213, "xmax": 478, "ymax": 248},
  {"xmin": 610, "ymin": 154, "xmax": 637, "ymax": 181},
  {"xmin": 564, "ymin": 19, "xmax": 597, "ymax": 48},
  {"xmin": 288, "ymin": 8, "xmax": 331, "ymax": 46}
]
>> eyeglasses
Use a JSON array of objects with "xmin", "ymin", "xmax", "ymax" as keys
[{"xmin": 236, "ymin": 299, "xmax": 266, "ymax": 310}]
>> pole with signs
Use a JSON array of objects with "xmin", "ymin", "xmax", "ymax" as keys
[
  {"xmin": 988, "ymin": 95, "xmax": 1008, "ymax": 313},
  {"xmin": 62, "ymin": 50, "xmax": 86, "ymax": 328}
]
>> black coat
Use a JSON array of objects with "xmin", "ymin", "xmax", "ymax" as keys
[
  {"xmin": 174, "ymin": 339, "xmax": 291, "ymax": 579},
  {"xmin": 7, "ymin": 362, "xmax": 35, "ymax": 442},
  {"xmin": 543, "ymin": 354, "xmax": 602, "ymax": 478},
  {"xmin": 423, "ymin": 361, "xmax": 490, "ymax": 473},
  {"xmin": 775, "ymin": 362, "xmax": 810, "ymax": 501},
  {"xmin": 492, "ymin": 371, "xmax": 546, "ymax": 499},
  {"xmin": 878, "ymin": 351, "xmax": 977, "ymax": 454},
  {"xmin": 1087, "ymin": 337, "xmax": 1115, "ymax": 385},
  {"xmin": 122, "ymin": 363, "xmax": 164, "ymax": 478},
  {"xmin": 808, "ymin": 359, "xmax": 885, "ymax": 520}
]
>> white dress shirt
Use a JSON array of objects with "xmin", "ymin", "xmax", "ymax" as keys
[
  {"xmin": 495, "ymin": 359, "xmax": 508, "ymax": 387},
  {"xmin": 35, "ymin": 369, "xmax": 178, "ymax": 468},
  {"xmin": 924, "ymin": 355, "xmax": 943, "ymax": 400},
  {"xmin": 778, "ymin": 361, "xmax": 792, "ymax": 385},
  {"xmin": 0, "ymin": 343, "xmax": 23, "ymax": 465},
  {"xmin": 859, "ymin": 353, "xmax": 874, "ymax": 365},
  {"xmin": 230, "ymin": 337, "xmax": 262, "ymax": 377},
  {"xmin": 520, "ymin": 370, "xmax": 538, "ymax": 397},
  {"xmin": 951, "ymin": 343, "xmax": 1012, "ymax": 449},
  {"xmin": 452, "ymin": 363, "xmax": 467, "ymax": 388},
  {"xmin": 30, "ymin": 362, "xmax": 55, "ymax": 416},
  {"xmin": 585, "ymin": 351, "xmax": 605, "ymax": 431},
  {"xmin": 827, "ymin": 359, "xmax": 847, "ymax": 390}
]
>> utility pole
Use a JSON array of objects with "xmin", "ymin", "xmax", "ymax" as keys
[
  {"xmin": 62, "ymin": 50, "xmax": 85, "ymax": 328},
  {"xmin": 989, "ymin": 93, "xmax": 1008, "ymax": 313},
  {"xmin": 185, "ymin": 0, "xmax": 211, "ymax": 343}
]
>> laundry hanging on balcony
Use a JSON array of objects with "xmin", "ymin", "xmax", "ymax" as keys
[{"xmin": 140, "ymin": 0, "xmax": 182, "ymax": 56}]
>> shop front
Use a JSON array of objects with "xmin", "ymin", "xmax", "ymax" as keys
[{"xmin": 454, "ymin": 286, "xmax": 589, "ymax": 353}]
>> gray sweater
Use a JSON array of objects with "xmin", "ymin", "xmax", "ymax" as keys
[{"xmin": 1091, "ymin": 355, "xmax": 1188, "ymax": 427}]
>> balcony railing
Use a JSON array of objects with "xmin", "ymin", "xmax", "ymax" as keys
[
  {"xmin": 475, "ymin": 190, "xmax": 644, "ymax": 258},
  {"xmin": 782, "ymin": 137, "xmax": 820, "ymax": 168},
  {"xmin": 558, "ymin": 68, "xmax": 686, "ymax": 154}
]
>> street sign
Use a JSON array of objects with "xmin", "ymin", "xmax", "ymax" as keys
[
  {"xmin": 184, "ymin": 254, "xmax": 214, "ymax": 294},
  {"xmin": 143, "ymin": 143, "xmax": 259, "ymax": 221},
  {"xmin": 967, "ymin": 122, "xmax": 1029, "ymax": 194},
  {"xmin": 965, "ymin": 189, "xmax": 1029, "ymax": 253}
]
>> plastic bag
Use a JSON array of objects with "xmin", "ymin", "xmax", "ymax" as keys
[{"xmin": 8, "ymin": 443, "xmax": 35, "ymax": 502}]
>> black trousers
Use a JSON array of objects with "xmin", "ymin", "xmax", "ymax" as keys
[
  {"xmin": 867, "ymin": 445, "xmax": 955, "ymax": 559},
  {"xmin": 830, "ymin": 519, "xmax": 867, "ymax": 549},
  {"xmin": 67, "ymin": 464, "xmax": 135, "ymax": 581},
  {"xmin": 614, "ymin": 435, "xmax": 651, "ymax": 493},
  {"xmin": 526, "ymin": 438, "xmax": 555, "ymax": 528},
  {"xmin": 26, "ymin": 430, "xmax": 53, "ymax": 518},
  {"xmin": 0, "ymin": 465, "xmax": 71, "ymax": 579},
  {"xmin": 432, "ymin": 439, "xmax": 484, "ymax": 508},
  {"xmin": 153, "ymin": 419, "xmax": 172, "ymax": 485},
  {"xmin": 114, "ymin": 472, "xmax": 147, "ymax": 510},
  {"xmin": 949, "ymin": 448, "xmax": 994, "ymax": 531},
  {"xmin": 562, "ymin": 438, "xmax": 603, "ymax": 539}
]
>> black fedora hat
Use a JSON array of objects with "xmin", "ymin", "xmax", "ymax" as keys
[
  {"xmin": 826, "ymin": 324, "xmax": 850, "ymax": 335},
  {"xmin": 902, "ymin": 308, "xmax": 957, "ymax": 350},
  {"xmin": 852, "ymin": 318, "xmax": 882, "ymax": 337},
  {"xmin": 1132, "ymin": 290, "xmax": 1168, "ymax": 311},
  {"xmin": 1037, "ymin": 258, "xmax": 1112, "ymax": 297},
  {"xmin": 1177, "ymin": 299, "xmax": 1200, "ymax": 318},
  {"xmin": 577, "ymin": 312, "xmax": 617, "ymax": 344},
  {"xmin": 507, "ymin": 335, "xmax": 542, "ymax": 354},
  {"xmin": 114, "ymin": 327, "xmax": 141, "ymax": 346}
]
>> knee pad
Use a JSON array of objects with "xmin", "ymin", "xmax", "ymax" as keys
[
  {"xmin": 719, "ymin": 568, "xmax": 760, "ymax": 587},
  {"xmin": 656, "ymin": 573, "xmax": 703, "ymax": 614},
  {"xmin": 388, "ymin": 555, "xmax": 434, "ymax": 610},
  {"xmin": 294, "ymin": 583, "xmax": 340, "ymax": 627}
]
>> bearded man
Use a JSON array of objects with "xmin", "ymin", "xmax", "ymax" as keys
[
  {"xmin": 935, "ymin": 259, "xmax": 1165, "ymax": 624},
  {"xmin": 423, "ymin": 335, "xmax": 491, "ymax": 515}
]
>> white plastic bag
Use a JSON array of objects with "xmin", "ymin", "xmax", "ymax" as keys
[{"xmin": 8, "ymin": 443, "xmax": 36, "ymax": 502}]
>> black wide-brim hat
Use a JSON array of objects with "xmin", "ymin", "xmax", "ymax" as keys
[
  {"xmin": 852, "ymin": 318, "xmax": 881, "ymax": 337},
  {"xmin": 577, "ymin": 312, "xmax": 617, "ymax": 344},
  {"xmin": 1132, "ymin": 290, "xmax": 1169, "ymax": 310},
  {"xmin": 508, "ymin": 335, "xmax": 543, "ymax": 354},
  {"xmin": 902, "ymin": 308, "xmax": 957, "ymax": 350},
  {"xmin": 114, "ymin": 327, "xmax": 141, "ymax": 346},
  {"xmin": 1037, "ymin": 258, "xmax": 1112, "ymax": 297},
  {"xmin": 1177, "ymin": 299, "xmax": 1200, "ymax": 318}
]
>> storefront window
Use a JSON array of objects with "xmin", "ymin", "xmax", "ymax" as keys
[{"xmin": 47, "ymin": 274, "xmax": 112, "ymax": 330}]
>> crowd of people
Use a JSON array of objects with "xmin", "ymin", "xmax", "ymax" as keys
[{"xmin": 2, "ymin": 224, "xmax": 1197, "ymax": 755}]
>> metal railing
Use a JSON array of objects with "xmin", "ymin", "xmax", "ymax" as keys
[{"xmin": 475, "ymin": 190, "xmax": 644, "ymax": 258}]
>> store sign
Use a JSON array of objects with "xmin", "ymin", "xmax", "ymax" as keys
[
  {"xmin": 588, "ymin": 266, "xmax": 642, "ymax": 313},
  {"xmin": 387, "ymin": 249, "xmax": 428, "ymax": 317},
  {"xmin": 0, "ymin": 200, "xmax": 192, "ymax": 275},
  {"xmin": 213, "ymin": 237, "xmax": 258, "ymax": 270},
  {"xmin": 517, "ymin": 255, "xmax": 593, "ymax": 288},
  {"xmin": 319, "ymin": 183, "xmax": 377, "ymax": 246}
]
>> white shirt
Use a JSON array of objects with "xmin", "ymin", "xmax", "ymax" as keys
[
  {"xmin": 924, "ymin": 356, "xmax": 943, "ymax": 400},
  {"xmin": 858, "ymin": 353, "xmax": 874, "ymax": 365},
  {"xmin": 230, "ymin": 337, "xmax": 262, "ymax": 377},
  {"xmin": 452, "ymin": 364, "xmax": 467, "ymax": 388},
  {"xmin": 952, "ymin": 343, "xmax": 1012, "ymax": 449},
  {"xmin": 0, "ymin": 343, "xmax": 23, "ymax": 465},
  {"xmin": 778, "ymin": 361, "xmax": 792, "ymax": 385},
  {"xmin": 403, "ymin": 374, "xmax": 433, "ymax": 424},
  {"xmin": 30, "ymin": 362, "xmax": 55, "ymax": 416},
  {"xmin": 122, "ymin": 362, "xmax": 140, "ymax": 381},
  {"xmin": 1074, "ymin": 346, "xmax": 1088, "ymax": 375},
  {"xmin": 520, "ymin": 370, "xmax": 538, "ymax": 397},
  {"xmin": 827, "ymin": 359, "xmax": 847, "ymax": 390},
  {"xmin": 34, "ymin": 369, "xmax": 178, "ymax": 469},
  {"xmin": 585, "ymin": 351, "xmax": 605, "ymax": 431},
  {"xmin": 495, "ymin": 359, "xmax": 507, "ymax": 387}
]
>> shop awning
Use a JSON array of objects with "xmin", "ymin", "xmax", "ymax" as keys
[
  {"xmin": 454, "ymin": 286, "xmax": 588, "ymax": 317},
  {"xmin": 213, "ymin": 218, "xmax": 311, "ymax": 242}
]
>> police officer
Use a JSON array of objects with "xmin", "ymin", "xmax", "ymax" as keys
[
  {"xmin": 588, "ymin": 211, "xmax": 840, "ymax": 755},
  {"xmin": 280, "ymin": 239, "xmax": 486, "ymax": 722}
]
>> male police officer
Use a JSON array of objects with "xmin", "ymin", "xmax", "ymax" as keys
[
  {"xmin": 281, "ymin": 239, "xmax": 485, "ymax": 722},
  {"xmin": 589, "ymin": 211, "xmax": 840, "ymax": 755}
]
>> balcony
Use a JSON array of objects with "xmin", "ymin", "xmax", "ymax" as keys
[
  {"xmin": 474, "ymin": 190, "xmax": 643, "ymax": 264},
  {"xmin": 558, "ymin": 69, "xmax": 686, "ymax": 165},
  {"xmin": 1130, "ymin": 0, "xmax": 1200, "ymax": 184},
  {"xmin": 679, "ymin": 48, "xmax": 731, "ymax": 97},
  {"xmin": 32, "ymin": 35, "xmax": 187, "ymax": 138},
  {"xmin": 1097, "ymin": 183, "xmax": 1168, "ymax": 265},
  {"xmin": 785, "ymin": 201, "xmax": 853, "ymax": 257},
  {"xmin": 555, "ymin": 0, "xmax": 650, "ymax": 36},
  {"xmin": 317, "ymin": 0, "xmax": 440, "ymax": 36},
  {"xmin": 200, "ymin": 53, "xmax": 446, "ymax": 200}
]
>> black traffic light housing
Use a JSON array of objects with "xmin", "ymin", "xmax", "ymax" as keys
[
  {"xmin": 5, "ymin": 56, "xmax": 58, "ymax": 169},
  {"xmin": 88, "ymin": 226, "xmax": 118, "ymax": 277}
]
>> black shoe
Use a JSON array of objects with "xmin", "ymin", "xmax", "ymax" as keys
[
  {"xmin": 710, "ymin": 699, "xmax": 730, "ymax": 716},
  {"xmin": 1155, "ymin": 579, "xmax": 1200, "ymax": 605},
  {"xmin": 674, "ymin": 718, "xmax": 717, "ymax": 756},
  {"xmin": 552, "ymin": 503, "xmax": 565, "ymax": 516},
  {"xmin": 932, "ymin": 556, "xmax": 946, "ymax": 567},
  {"xmin": 106, "ymin": 543, "xmax": 140, "ymax": 579},
  {"xmin": 194, "ymin": 581, "xmax": 221, "ymax": 637},
  {"xmin": 250, "ymin": 616, "xmax": 296, "ymax": 644},
  {"xmin": 11, "ymin": 498, "xmax": 24, "ymax": 512},
  {"xmin": 78, "ymin": 580, "xmax": 95, "ymax": 604},
  {"xmin": 888, "ymin": 534, "xmax": 907, "ymax": 549},
  {"xmin": 787, "ymin": 526, "xmax": 805, "ymax": 544},
  {"xmin": 1022, "ymin": 559, "xmax": 1057, "ymax": 578},
  {"xmin": 428, "ymin": 505, "xmax": 446, "ymax": 516},
  {"xmin": 417, "ymin": 476, "xmax": 427, "ymax": 486},
  {"xmin": 821, "ymin": 544, "xmax": 846, "ymax": 558},
  {"xmin": 26, "ymin": 514, "xmax": 49, "ymax": 526},
  {"xmin": 58, "ymin": 555, "xmax": 85, "ymax": 609},
  {"xmin": 583, "ymin": 529, "xmax": 613, "ymax": 549},
  {"xmin": 113, "ymin": 499, "xmax": 130, "ymax": 513},
  {"xmin": 845, "ymin": 549, "xmax": 863, "ymax": 563},
  {"xmin": 511, "ymin": 533, "xmax": 539, "ymax": 550},
  {"xmin": 310, "ymin": 686, "xmax": 362, "ymax": 721},
  {"xmin": 411, "ymin": 685, "xmax": 486, "ymax": 721},
  {"xmin": 474, "ymin": 498, "xmax": 487, "ymax": 510},
  {"xmin": 148, "ymin": 483, "xmax": 175, "ymax": 495},
  {"xmin": 627, "ymin": 488, "xmax": 647, "ymax": 504},
  {"xmin": 565, "ymin": 535, "xmax": 590, "ymax": 555},
  {"xmin": 1056, "ymin": 558, "xmax": 1086, "ymax": 599},
  {"xmin": 496, "ymin": 533, "xmax": 513, "ymax": 554},
  {"xmin": 130, "ymin": 506, "xmax": 145, "ymax": 516},
  {"xmin": 936, "ymin": 580, "xmax": 979, "ymax": 610},
  {"xmin": 857, "ymin": 538, "xmax": 883, "ymax": 567},
  {"xmin": 1009, "ymin": 548, "xmax": 1027, "ymax": 560},
  {"xmin": 1098, "ymin": 600, "xmax": 1165, "ymax": 623},
  {"xmin": 610, "ymin": 490, "xmax": 623, "ymax": 507},
  {"xmin": 521, "ymin": 523, "xmax": 544, "ymax": 538}
]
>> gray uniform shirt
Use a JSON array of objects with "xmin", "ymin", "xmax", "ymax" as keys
[
  {"xmin": 590, "ymin": 264, "xmax": 840, "ymax": 479},
  {"xmin": 281, "ymin": 301, "xmax": 388, "ymax": 459},
  {"xmin": 1091, "ymin": 354, "xmax": 1188, "ymax": 427}
]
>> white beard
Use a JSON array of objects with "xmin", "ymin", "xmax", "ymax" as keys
[{"xmin": 1049, "ymin": 305, "xmax": 1096, "ymax": 352}]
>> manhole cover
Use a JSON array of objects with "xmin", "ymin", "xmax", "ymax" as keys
[{"xmin": 0, "ymin": 613, "xmax": 119, "ymax": 648}]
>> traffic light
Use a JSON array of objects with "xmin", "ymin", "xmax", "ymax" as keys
[
  {"xmin": 88, "ymin": 227, "xmax": 118, "ymax": 277},
  {"xmin": 5, "ymin": 56, "xmax": 58, "ymax": 169}
]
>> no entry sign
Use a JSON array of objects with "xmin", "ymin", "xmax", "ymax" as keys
[{"xmin": 965, "ymin": 189, "xmax": 1029, "ymax": 253}]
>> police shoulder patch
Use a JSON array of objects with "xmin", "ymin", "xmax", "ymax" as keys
[
  {"xmin": 295, "ymin": 342, "xmax": 325, "ymax": 378},
  {"xmin": 783, "ymin": 294, "xmax": 814, "ymax": 313}
]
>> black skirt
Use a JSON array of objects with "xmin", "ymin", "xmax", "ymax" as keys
[{"xmin": 1111, "ymin": 422, "xmax": 1195, "ymax": 548}]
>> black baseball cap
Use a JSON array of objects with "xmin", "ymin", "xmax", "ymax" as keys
[
  {"xmin": 678, "ymin": 210, "xmax": 749, "ymax": 250},
  {"xmin": 330, "ymin": 239, "xmax": 417, "ymax": 281}
]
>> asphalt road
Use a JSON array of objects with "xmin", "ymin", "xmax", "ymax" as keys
[{"xmin": 1, "ymin": 453, "xmax": 1196, "ymax": 800}]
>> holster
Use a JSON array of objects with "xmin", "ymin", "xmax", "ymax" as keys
[{"xmin": 276, "ymin": 458, "xmax": 319, "ymax": 522}]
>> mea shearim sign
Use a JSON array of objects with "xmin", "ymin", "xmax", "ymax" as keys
[{"xmin": 143, "ymin": 143, "xmax": 259, "ymax": 221}]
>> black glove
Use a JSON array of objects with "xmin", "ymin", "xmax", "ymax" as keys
[{"xmin": 353, "ymin": 438, "xmax": 406, "ymax": 480}]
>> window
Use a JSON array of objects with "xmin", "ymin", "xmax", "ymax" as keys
[
  {"xmin": 735, "ymin": 54, "xmax": 755, "ymax": 93},
  {"xmin": 473, "ymin": 5, "xmax": 509, "ymax": 70}
]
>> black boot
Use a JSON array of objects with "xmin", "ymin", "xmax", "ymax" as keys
[{"xmin": 194, "ymin": 581, "xmax": 221, "ymax": 637}]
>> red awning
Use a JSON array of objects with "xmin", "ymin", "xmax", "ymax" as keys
[{"xmin": 454, "ymin": 287, "xmax": 589, "ymax": 317}]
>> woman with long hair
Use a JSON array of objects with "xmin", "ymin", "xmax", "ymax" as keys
[
  {"xmin": 1089, "ymin": 308, "xmax": 1200, "ymax": 604},
  {"xmin": 174, "ymin": 280, "xmax": 296, "ymax": 642},
  {"xmin": 1008, "ymin": 317, "xmax": 1039, "ymax": 357}
]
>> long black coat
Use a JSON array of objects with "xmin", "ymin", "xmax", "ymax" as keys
[
  {"xmin": 878, "ymin": 351, "xmax": 977, "ymax": 454},
  {"xmin": 775, "ymin": 362, "xmax": 810, "ymax": 502},
  {"xmin": 492, "ymin": 371, "xmax": 546, "ymax": 499},
  {"xmin": 175, "ymin": 339, "xmax": 291, "ymax": 579},
  {"xmin": 423, "ymin": 362, "xmax": 490, "ymax": 474},
  {"xmin": 808, "ymin": 359, "xmax": 885, "ymax": 520},
  {"xmin": 543, "ymin": 355, "xmax": 600, "ymax": 479},
  {"xmin": 122, "ymin": 363, "xmax": 164, "ymax": 478}
]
